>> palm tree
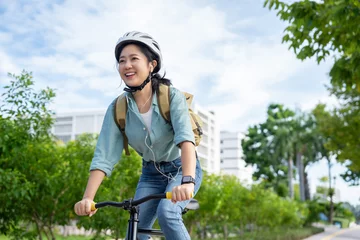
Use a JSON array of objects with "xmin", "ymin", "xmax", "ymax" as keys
[
  {"xmin": 293, "ymin": 110, "xmax": 322, "ymax": 201},
  {"xmin": 266, "ymin": 104, "xmax": 296, "ymax": 199}
]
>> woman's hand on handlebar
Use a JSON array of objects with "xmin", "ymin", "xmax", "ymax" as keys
[
  {"xmin": 171, "ymin": 183, "xmax": 194, "ymax": 203},
  {"xmin": 74, "ymin": 198, "xmax": 97, "ymax": 217}
]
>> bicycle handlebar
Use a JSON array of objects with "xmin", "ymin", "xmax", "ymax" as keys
[{"xmin": 91, "ymin": 192, "xmax": 173, "ymax": 211}]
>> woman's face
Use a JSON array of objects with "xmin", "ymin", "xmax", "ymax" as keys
[{"xmin": 118, "ymin": 44, "xmax": 155, "ymax": 87}]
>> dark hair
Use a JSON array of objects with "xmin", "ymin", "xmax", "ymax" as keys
[{"xmin": 117, "ymin": 42, "xmax": 172, "ymax": 94}]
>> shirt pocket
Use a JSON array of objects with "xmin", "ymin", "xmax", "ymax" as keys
[{"xmin": 151, "ymin": 116, "xmax": 174, "ymax": 145}]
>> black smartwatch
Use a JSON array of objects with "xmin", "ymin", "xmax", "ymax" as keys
[{"xmin": 181, "ymin": 175, "xmax": 195, "ymax": 185}]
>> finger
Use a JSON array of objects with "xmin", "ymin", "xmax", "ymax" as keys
[
  {"xmin": 181, "ymin": 189, "xmax": 187, "ymax": 201},
  {"xmin": 89, "ymin": 209, "xmax": 97, "ymax": 217},
  {"xmin": 172, "ymin": 190, "xmax": 177, "ymax": 203},
  {"xmin": 85, "ymin": 201, "xmax": 91, "ymax": 215},
  {"xmin": 75, "ymin": 202, "xmax": 82, "ymax": 215}
]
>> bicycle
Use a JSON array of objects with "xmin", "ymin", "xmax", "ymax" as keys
[{"xmin": 91, "ymin": 192, "xmax": 199, "ymax": 240}]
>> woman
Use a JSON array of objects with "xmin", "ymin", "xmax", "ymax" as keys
[{"xmin": 74, "ymin": 31, "xmax": 203, "ymax": 240}]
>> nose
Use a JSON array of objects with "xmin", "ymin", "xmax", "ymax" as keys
[{"xmin": 124, "ymin": 60, "xmax": 132, "ymax": 69}]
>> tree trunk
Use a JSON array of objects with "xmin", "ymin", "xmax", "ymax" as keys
[
  {"xmin": 50, "ymin": 229, "xmax": 56, "ymax": 240},
  {"xmin": 288, "ymin": 157, "xmax": 294, "ymax": 199},
  {"xmin": 189, "ymin": 222, "xmax": 193, "ymax": 236},
  {"xmin": 304, "ymin": 172, "xmax": 311, "ymax": 200},
  {"xmin": 297, "ymin": 152, "xmax": 306, "ymax": 201},
  {"xmin": 33, "ymin": 215, "xmax": 43, "ymax": 240},
  {"xmin": 223, "ymin": 224, "xmax": 228, "ymax": 239},
  {"xmin": 328, "ymin": 158, "xmax": 334, "ymax": 224}
]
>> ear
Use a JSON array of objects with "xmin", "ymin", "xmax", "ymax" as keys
[{"xmin": 150, "ymin": 60, "xmax": 157, "ymax": 72}]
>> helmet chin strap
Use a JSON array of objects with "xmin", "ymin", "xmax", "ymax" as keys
[{"xmin": 123, "ymin": 73, "xmax": 152, "ymax": 93}]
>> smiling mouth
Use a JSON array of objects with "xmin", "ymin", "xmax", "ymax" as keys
[{"xmin": 125, "ymin": 73, "xmax": 135, "ymax": 77}]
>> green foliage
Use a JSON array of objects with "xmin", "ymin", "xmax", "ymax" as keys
[
  {"xmin": 333, "ymin": 217, "xmax": 350, "ymax": 228},
  {"xmin": 0, "ymin": 71, "xmax": 55, "ymax": 238},
  {"xmin": 0, "ymin": 71, "xmax": 95, "ymax": 239},
  {"xmin": 76, "ymin": 148, "xmax": 142, "ymax": 240},
  {"xmin": 303, "ymin": 199, "xmax": 326, "ymax": 226},
  {"xmin": 313, "ymin": 103, "xmax": 360, "ymax": 184},
  {"xmin": 241, "ymin": 104, "xmax": 294, "ymax": 191},
  {"xmin": 265, "ymin": 0, "xmax": 360, "ymax": 184},
  {"xmin": 0, "ymin": 70, "xmax": 55, "ymax": 143},
  {"xmin": 189, "ymin": 172, "xmax": 307, "ymax": 239},
  {"xmin": 242, "ymin": 103, "xmax": 321, "ymax": 200},
  {"xmin": 0, "ymin": 169, "xmax": 35, "ymax": 236},
  {"xmin": 264, "ymin": 0, "xmax": 360, "ymax": 91}
]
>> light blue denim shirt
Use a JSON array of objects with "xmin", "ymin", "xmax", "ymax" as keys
[{"xmin": 90, "ymin": 86, "xmax": 195, "ymax": 177}]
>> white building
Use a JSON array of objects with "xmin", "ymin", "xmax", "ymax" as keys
[
  {"xmin": 193, "ymin": 104, "xmax": 220, "ymax": 174},
  {"xmin": 53, "ymin": 109, "xmax": 106, "ymax": 143},
  {"xmin": 52, "ymin": 103, "xmax": 221, "ymax": 174},
  {"xmin": 220, "ymin": 131, "xmax": 253, "ymax": 185}
]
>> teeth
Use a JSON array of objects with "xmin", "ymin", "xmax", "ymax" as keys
[{"xmin": 125, "ymin": 73, "xmax": 135, "ymax": 76}]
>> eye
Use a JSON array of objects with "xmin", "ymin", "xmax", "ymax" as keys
[
  {"xmin": 119, "ymin": 59, "xmax": 125, "ymax": 63},
  {"xmin": 132, "ymin": 57, "xmax": 139, "ymax": 61}
]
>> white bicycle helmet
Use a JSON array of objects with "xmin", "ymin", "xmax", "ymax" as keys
[{"xmin": 115, "ymin": 31, "xmax": 162, "ymax": 73}]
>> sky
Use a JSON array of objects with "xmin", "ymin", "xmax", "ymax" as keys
[{"xmin": 1, "ymin": 0, "xmax": 359, "ymax": 206}]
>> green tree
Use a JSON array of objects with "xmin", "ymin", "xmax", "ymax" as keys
[
  {"xmin": 266, "ymin": 104, "xmax": 297, "ymax": 199},
  {"xmin": 312, "ymin": 104, "xmax": 337, "ymax": 223},
  {"xmin": 0, "ymin": 70, "xmax": 55, "ymax": 238},
  {"xmin": 264, "ymin": 0, "xmax": 360, "ymax": 91},
  {"xmin": 76, "ymin": 147, "xmax": 141, "ymax": 240},
  {"xmin": 241, "ymin": 104, "xmax": 291, "ymax": 197},
  {"xmin": 264, "ymin": 0, "xmax": 360, "ymax": 184},
  {"xmin": 0, "ymin": 71, "xmax": 96, "ymax": 239},
  {"xmin": 293, "ymin": 111, "xmax": 322, "ymax": 201}
]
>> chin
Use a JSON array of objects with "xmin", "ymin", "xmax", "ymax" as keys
[{"xmin": 124, "ymin": 80, "xmax": 139, "ymax": 86}]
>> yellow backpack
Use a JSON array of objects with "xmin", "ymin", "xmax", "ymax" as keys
[{"xmin": 114, "ymin": 84, "xmax": 203, "ymax": 155}]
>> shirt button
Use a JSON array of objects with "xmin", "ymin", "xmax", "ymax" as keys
[
  {"xmin": 143, "ymin": 127, "xmax": 146, "ymax": 130},
  {"xmin": 150, "ymin": 145, "xmax": 153, "ymax": 148}
]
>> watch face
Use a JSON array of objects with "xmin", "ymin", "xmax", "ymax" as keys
[
  {"xmin": 183, "ymin": 176, "xmax": 191, "ymax": 181},
  {"xmin": 182, "ymin": 176, "xmax": 195, "ymax": 184}
]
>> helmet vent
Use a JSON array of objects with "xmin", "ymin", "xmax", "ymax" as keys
[{"xmin": 153, "ymin": 42, "xmax": 160, "ymax": 50}]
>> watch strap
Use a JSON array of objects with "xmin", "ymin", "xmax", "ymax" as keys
[{"xmin": 181, "ymin": 175, "xmax": 195, "ymax": 185}]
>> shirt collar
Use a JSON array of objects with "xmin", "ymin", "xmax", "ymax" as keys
[{"xmin": 125, "ymin": 91, "xmax": 159, "ymax": 111}]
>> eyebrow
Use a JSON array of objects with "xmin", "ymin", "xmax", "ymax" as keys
[{"xmin": 119, "ymin": 53, "xmax": 140, "ymax": 59}]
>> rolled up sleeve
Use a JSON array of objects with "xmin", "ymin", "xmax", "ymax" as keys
[
  {"xmin": 90, "ymin": 100, "xmax": 124, "ymax": 177},
  {"xmin": 170, "ymin": 87, "xmax": 195, "ymax": 146}
]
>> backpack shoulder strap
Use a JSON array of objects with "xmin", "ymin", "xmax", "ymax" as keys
[
  {"xmin": 183, "ymin": 92, "xmax": 193, "ymax": 107},
  {"xmin": 114, "ymin": 93, "xmax": 130, "ymax": 155},
  {"xmin": 157, "ymin": 84, "xmax": 171, "ymax": 123}
]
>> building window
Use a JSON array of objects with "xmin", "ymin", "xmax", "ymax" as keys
[
  {"xmin": 54, "ymin": 124, "xmax": 72, "ymax": 134},
  {"xmin": 56, "ymin": 117, "xmax": 72, "ymax": 123},
  {"xmin": 198, "ymin": 112, "xmax": 208, "ymax": 121},
  {"xmin": 56, "ymin": 135, "xmax": 71, "ymax": 143}
]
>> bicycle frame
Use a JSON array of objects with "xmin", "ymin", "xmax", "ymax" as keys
[{"xmin": 91, "ymin": 192, "xmax": 172, "ymax": 239}]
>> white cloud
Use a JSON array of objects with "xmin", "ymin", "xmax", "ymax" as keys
[
  {"xmin": 1, "ymin": 0, "xmax": 240, "ymax": 111},
  {"xmin": 206, "ymin": 38, "xmax": 308, "ymax": 131},
  {"xmin": 50, "ymin": 90, "xmax": 104, "ymax": 114},
  {"xmin": 0, "ymin": 0, "xmax": 330, "ymax": 128},
  {"xmin": 0, "ymin": 50, "xmax": 20, "ymax": 82}
]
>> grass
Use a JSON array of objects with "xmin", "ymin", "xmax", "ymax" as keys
[{"xmin": 0, "ymin": 235, "xmax": 94, "ymax": 240}]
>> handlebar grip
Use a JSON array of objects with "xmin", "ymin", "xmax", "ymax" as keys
[
  {"xmin": 166, "ymin": 192, "xmax": 172, "ymax": 199},
  {"xmin": 91, "ymin": 202, "xmax": 97, "ymax": 211}
]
